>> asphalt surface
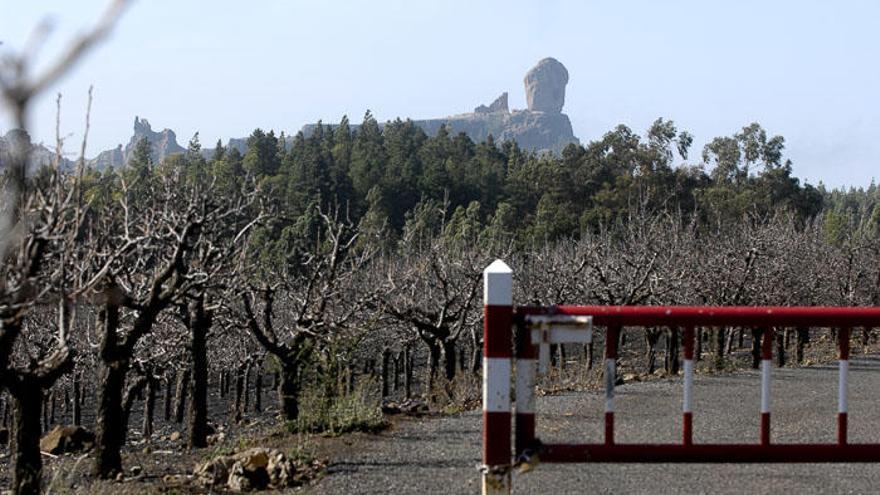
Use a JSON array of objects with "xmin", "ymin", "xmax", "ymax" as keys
[{"xmin": 309, "ymin": 355, "xmax": 880, "ymax": 494}]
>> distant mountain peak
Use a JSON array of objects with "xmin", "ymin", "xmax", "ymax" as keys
[
  {"xmin": 89, "ymin": 117, "xmax": 184, "ymax": 169},
  {"xmin": 301, "ymin": 57, "xmax": 579, "ymax": 153}
]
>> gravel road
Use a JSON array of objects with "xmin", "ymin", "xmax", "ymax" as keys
[{"xmin": 308, "ymin": 355, "xmax": 880, "ymax": 494}]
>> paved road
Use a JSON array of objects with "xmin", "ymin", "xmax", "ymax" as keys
[{"xmin": 309, "ymin": 356, "xmax": 880, "ymax": 494}]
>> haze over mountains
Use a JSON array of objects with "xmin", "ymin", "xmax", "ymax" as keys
[{"xmin": 0, "ymin": 58, "xmax": 581, "ymax": 171}]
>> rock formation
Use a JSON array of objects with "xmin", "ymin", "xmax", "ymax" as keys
[
  {"xmin": 524, "ymin": 57, "xmax": 568, "ymax": 113},
  {"xmin": 89, "ymin": 116, "xmax": 185, "ymax": 169},
  {"xmin": 0, "ymin": 129, "xmax": 75, "ymax": 172},
  {"xmin": 301, "ymin": 57, "xmax": 578, "ymax": 154},
  {"xmin": 44, "ymin": 57, "xmax": 578, "ymax": 170},
  {"xmin": 475, "ymin": 92, "xmax": 509, "ymax": 114}
]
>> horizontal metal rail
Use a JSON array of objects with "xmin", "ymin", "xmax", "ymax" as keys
[
  {"xmin": 516, "ymin": 305, "xmax": 880, "ymax": 328},
  {"xmin": 539, "ymin": 443, "xmax": 880, "ymax": 463},
  {"xmin": 484, "ymin": 257, "xmax": 880, "ymax": 495},
  {"xmin": 511, "ymin": 305, "xmax": 877, "ymax": 466}
]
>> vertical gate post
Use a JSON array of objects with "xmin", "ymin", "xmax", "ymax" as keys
[
  {"xmin": 604, "ymin": 325, "xmax": 620, "ymax": 446},
  {"xmin": 760, "ymin": 327, "xmax": 774, "ymax": 446},
  {"xmin": 482, "ymin": 260, "xmax": 513, "ymax": 494},
  {"xmin": 838, "ymin": 327, "xmax": 851, "ymax": 445},
  {"xmin": 682, "ymin": 326, "xmax": 695, "ymax": 446},
  {"xmin": 514, "ymin": 318, "xmax": 537, "ymax": 457}
]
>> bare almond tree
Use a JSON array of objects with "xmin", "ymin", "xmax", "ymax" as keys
[
  {"xmin": 241, "ymin": 205, "xmax": 379, "ymax": 421},
  {"xmin": 380, "ymin": 241, "xmax": 483, "ymax": 398},
  {"xmin": 0, "ymin": 3, "xmax": 129, "ymax": 491},
  {"xmin": 80, "ymin": 166, "xmax": 258, "ymax": 477}
]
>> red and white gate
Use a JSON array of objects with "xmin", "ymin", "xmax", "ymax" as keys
[{"xmin": 481, "ymin": 260, "xmax": 880, "ymax": 494}]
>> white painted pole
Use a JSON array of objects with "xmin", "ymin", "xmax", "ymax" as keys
[{"xmin": 482, "ymin": 260, "xmax": 512, "ymax": 495}]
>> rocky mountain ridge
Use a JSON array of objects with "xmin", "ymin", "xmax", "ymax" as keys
[
  {"xmin": 0, "ymin": 129, "xmax": 75, "ymax": 172},
  {"xmin": 2, "ymin": 58, "xmax": 579, "ymax": 171},
  {"xmin": 89, "ymin": 116, "xmax": 185, "ymax": 169},
  {"xmin": 301, "ymin": 57, "xmax": 579, "ymax": 153}
]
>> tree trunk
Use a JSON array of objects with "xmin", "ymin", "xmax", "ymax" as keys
[
  {"xmin": 42, "ymin": 393, "xmax": 49, "ymax": 433},
  {"xmin": 404, "ymin": 345, "xmax": 413, "ymax": 399},
  {"xmin": 174, "ymin": 369, "xmax": 190, "ymax": 424},
  {"xmin": 142, "ymin": 378, "xmax": 156, "ymax": 440},
  {"xmin": 94, "ymin": 359, "xmax": 129, "ymax": 478},
  {"xmin": 458, "ymin": 347, "xmax": 466, "ymax": 374},
  {"xmin": 254, "ymin": 371, "xmax": 263, "ymax": 413},
  {"xmin": 751, "ymin": 328, "xmax": 763, "ymax": 369},
  {"xmin": 776, "ymin": 329, "xmax": 786, "ymax": 367},
  {"xmin": 121, "ymin": 377, "xmax": 146, "ymax": 445},
  {"xmin": 381, "ymin": 348, "xmax": 391, "ymax": 399},
  {"xmin": 345, "ymin": 364, "xmax": 354, "ymax": 395},
  {"xmin": 72, "ymin": 373, "xmax": 81, "ymax": 426},
  {"xmin": 695, "ymin": 328, "xmax": 703, "ymax": 361},
  {"xmin": 393, "ymin": 351, "xmax": 402, "ymax": 393},
  {"xmin": 425, "ymin": 341, "xmax": 441, "ymax": 399},
  {"xmin": 796, "ymin": 327, "xmax": 809, "ymax": 364},
  {"xmin": 665, "ymin": 328, "xmax": 680, "ymax": 374},
  {"xmin": 278, "ymin": 361, "xmax": 300, "ymax": 422},
  {"xmin": 49, "ymin": 391, "xmax": 56, "ymax": 427},
  {"xmin": 441, "ymin": 339, "xmax": 457, "ymax": 382},
  {"xmin": 715, "ymin": 327, "xmax": 726, "ymax": 370},
  {"xmin": 471, "ymin": 345, "xmax": 481, "ymax": 374},
  {"xmin": 725, "ymin": 327, "xmax": 736, "ymax": 355},
  {"xmin": 11, "ymin": 384, "xmax": 43, "ymax": 495},
  {"xmin": 557, "ymin": 344, "xmax": 567, "ymax": 371},
  {"xmin": 188, "ymin": 299, "xmax": 211, "ymax": 449},
  {"xmin": 244, "ymin": 361, "xmax": 253, "ymax": 414},
  {"xmin": 232, "ymin": 364, "xmax": 244, "ymax": 423},
  {"xmin": 163, "ymin": 373, "xmax": 174, "ymax": 422},
  {"xmin": 1, "ymin": 396, "xmax": 7, "ymax": 429},
  {"xmin": 217, "ymin": 371, "xmax": 226, "ymax": 399},
  {"xmin": 585, "ymin": 342, "xmax": 594, "ymax": 370},
  {"xmin": 645, "ymin": 329, "xmax": 661, "ymax": 375}
]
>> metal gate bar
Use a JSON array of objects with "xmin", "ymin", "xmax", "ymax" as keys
[{"xmin": 481, "ymin": 260, "xmax": 880, "ymax": 494}]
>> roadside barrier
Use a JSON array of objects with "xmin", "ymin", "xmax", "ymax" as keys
[{"xmin": 481, "ymin": 260, "xmax": 880, "ymax": 494}]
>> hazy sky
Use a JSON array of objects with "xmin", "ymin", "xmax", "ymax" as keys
[{"xmin": 2, "ymin": 0, "xmax": 879, "ymax": 188}]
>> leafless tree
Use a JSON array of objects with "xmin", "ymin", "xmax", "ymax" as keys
[
  {"xmin": 240, "ymin": 205, "xmax": 379, "ymax": 421},
  {"xmin": 0, "ymin": 2, "xmax": 129, "ymax": 491},
  {"xmin": 380, "ymin": 241, "xmax": 484, "ymax": 398}
]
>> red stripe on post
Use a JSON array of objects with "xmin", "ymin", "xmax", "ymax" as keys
[
  {"xmin": 606, "ymin": 326, "xmax": 620, "ymax": 360},
  {"xmin": 761, "ymin": 327, "xmax": 774, "ymax": 360},
  {"xmin": 515, "ymin": 413, "xmax": 536, "ymax": 455},
  {"xmin": 514, "ymin": 320, "xmax": 536, "ymax": 459},
  {"xmin": 683, "ymin": 326, "xmax": 695, "ymax": 360},
  {"xmin": 683, "ymin": 412, "xmax": 693, "ymax": 446},
  {"xmin": 761, "ymin": 412, "xmax": 771, "ymax": 446},
  {"xmin": 515, "ymin": 319, "xmax": 536, "ymax": 360},
  {"xmin": 605, "ymin": 412, "xmax": 615, "ymax": 446},
  {"xmin": 483, "ymin": 411, "xmax": 512, "ymax": 465},
  {"xmin": 839, "ymin": 327, "xmax": 851, "ymax": 360},
  {"xmin": 484, "ymin": 305, "xmax": 513, "ymax": 358},
  {"xmin": 839, "ymin": 413, "xmax": 848, "ymax": 445}
]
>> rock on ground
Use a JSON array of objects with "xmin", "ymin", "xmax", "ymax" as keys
[
  {"xmin": 39, "ymin": 425, "xmax": 95, "ymax": 455},
  {"xmin": 195, "ymin": 447, "xmax": 297, "ymax": 492}
]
